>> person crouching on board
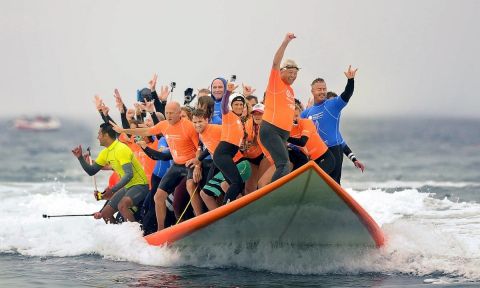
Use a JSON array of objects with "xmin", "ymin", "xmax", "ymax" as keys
[
  {"xmin": 72, "ymin": 123, "xmax": 149, "ymax": 224},
  {"xmin": 287, "ymin": 104, "xmax": 336, "ymax": 175},
  {"xmin": 187, "ymin": 108, "xmax": 251, "ymax": 211}
]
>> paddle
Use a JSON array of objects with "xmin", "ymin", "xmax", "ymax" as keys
[{"xmin": 42, "ymin": 213, "xmax": 94, "ymax": 218}]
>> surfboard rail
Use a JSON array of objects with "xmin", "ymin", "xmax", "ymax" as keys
[{"xmin": 145, "ymin": 161, "xmax": 385, "ymax": 248}]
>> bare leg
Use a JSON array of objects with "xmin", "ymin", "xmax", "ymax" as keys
[
  {"xmin": 200, "ymin": 190, "xmax": 219, "ymax": 211},
  {"xmin": 100, "ymin": 205, "xmax": 117, "ymax": 224},
  {"xmin": 258, "ymin": 165, "xmax": 275, "ymax": 188},
  {"xmin": 258, "ymin": 158, "xmax": 271, "ymax": 181},
  {"xmin": 245, "ymin": 163, "xmax": 259, "ymax": 194},
  {"xmin": 186, "ymin": 179, "xmax": 204, "ymax": 216},
  {"xmin": 154, "ymin": 188, "xmax": 168, "ymax": 231},
  {"xmin": 117, "ymin": 196, "xmax": 135, "ymax": 222}
]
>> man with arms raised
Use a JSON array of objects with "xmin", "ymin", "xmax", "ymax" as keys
[
  {"xmin": 301, "ymin": 66, "xmax": 358, "ymax": 183},
  {"xmin": 259, "ymin": 32, "xmax": 298, "ymax": 183},
  {"xmin": 110, "ymin": 102, "xmax": 200, "ymax": 231},
  {"xmin": 72, "ymin": 123, "xmax": 149, "ymax": 223}
]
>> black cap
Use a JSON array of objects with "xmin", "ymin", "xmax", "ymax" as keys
[{"xmin": 231, "ymin": 94, "xmax": 246, "ymax": 104}]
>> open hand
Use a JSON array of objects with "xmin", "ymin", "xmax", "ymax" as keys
[
  {"xmin": 354, "ymin": 160, "xmax": 365, "ymax": 172},
  {"xmin": 186, "ymin": 158, "xmax": 200, "ymax": 168},
  {"xmin": 113, "ymin": 89, "xmax": 125, "ymax": 113},
  {"xmin": 242, "ymin": 83, "xmax": 256, "ymax": 97},
  {"xmin": 159, "ymin": 85, "xmax": 170, "ymax": 101},
  {"xmin": 227, "ymin": 82, "xmax": 239, "ymax": 93},
  {"xmin": 94, "ymin": 95, "xmax": 103, "ymax": 110},
  {"xmin": 149, "ymin": 73, "xmax": 158, "ymax": 91},
  {"xmin": 344, "ymin": 65, "xmax": 358, "ymax": 79},
  {"xmin": 109, "ymin": 120, "xmax": 124, "ymax": 133}
]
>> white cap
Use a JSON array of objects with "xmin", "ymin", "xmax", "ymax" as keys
[{"xmin": 252, "ymin": 103, "xmax": 265, "ymax": 113}]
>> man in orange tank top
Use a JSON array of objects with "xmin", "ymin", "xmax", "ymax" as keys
[{"xmin": 259, "ymin": 32, "xmax": 299, "ymax": 184}]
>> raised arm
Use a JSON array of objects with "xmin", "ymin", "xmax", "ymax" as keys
[
  {"xmin": 72, "ymin": 145, "xmax": 103, "ymax": 176},
  {"xmin": 273, "ymin": 33, "xmax": 296, "ymax": 70},
  {"xmin": 113, "ymin": 89, "xmax": 131, "ymax": 130},
  {"xmin": 340, "ymin": 65, "xmax": 357, "ymax": 103},
  {"xmin": 94, "ymin": 95, "xmax": 116, "ymax": 125},
  {"xmin": 110, "ymin": 120, "xmax": 152, "ymax": 137},
  {"xmin": 220, "ymin": 82, "xmax": 238, "ymax": 115}
]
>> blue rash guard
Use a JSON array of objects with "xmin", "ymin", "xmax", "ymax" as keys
[
  {"xmin": 211, "ymin": 98, "xmax": 222, "ymax": 124},
  {"xmin": 301, "ymin": 79, "xmax": 354, "ymax": 147},
  {"xmin": 152, "ymin": 137, "xmax": 172, "ymax": 178}
]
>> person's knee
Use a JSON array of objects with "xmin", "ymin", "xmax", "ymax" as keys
[
  {"xmin": 186, "ymin": 179, "xmax": 196, "ymax": 194},
  {"xmin": 118, "ymin": 197, "xmax": 132, "ymax": 212},
  {"xmin": 200, "ymin": 190, "xmax": 214, "ymax": 201},
  {"xmin": 154, "ymin": 189, "xmax": 168, "ymax": 204}
]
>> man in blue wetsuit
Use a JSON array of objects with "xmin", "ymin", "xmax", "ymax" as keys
[
  {"xmin": 210, "ymin": 78, "xmax": 226, "ymax": 124},
  {"xmin": 301, "ymin": 65, "xmax": 358, "ymax": 184}
]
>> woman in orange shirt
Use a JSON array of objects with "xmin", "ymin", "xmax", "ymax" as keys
[
  {"xmin": 212, "ymin": 81, "xmax": 248, "ymax": 205},
  {"xmin": 243, "ymin": 103, "xmax": 270, "ymax": 194},
  {"xmin": 288, "ymin": 104, "xmax": 336, "ymax": 175}
]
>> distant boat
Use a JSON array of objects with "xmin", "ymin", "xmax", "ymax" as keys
[{"xmin": 14, "ymin": 116, "xmax": 61, "ymax": 131}]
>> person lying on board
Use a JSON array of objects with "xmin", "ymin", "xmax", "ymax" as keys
[
  {"xmin": 325, "ymin": 91, "xmax": 365, "ymax": 173},
  {"xmin": 110, "ymin": 102, "xmax": 200, "ymax": 231},
  {"xmin": 72, "ymin": 123, "xmax": 149, "ymax": 224},
  {"xmin": 258, "ymin": 32, "xmax": 298, "ymax": 184},
  {"xmin": 301, "ymin": 65, "xmax": 358, "ymax": 184}
]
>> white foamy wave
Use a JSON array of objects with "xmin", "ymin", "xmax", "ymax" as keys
[
  {"xmin": 343, "ymin": 180, "xmax": 480, "ymax": 190},
  {"xmin": 2, "ymin": 182, "xmax": 480, "ymax": 282}
]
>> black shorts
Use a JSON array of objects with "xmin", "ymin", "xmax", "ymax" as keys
[
  {"xmin": 186, "ymin": 159, "xmax": 214, "ymax": 189},
  {"xmin": 247, "ymin": 153, "xmax": 264, "ymax": 166},
  {"xmin": 158, "ymin": 164, "xmax": 192, "ymax": 195}
]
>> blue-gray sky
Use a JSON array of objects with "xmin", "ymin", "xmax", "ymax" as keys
[{"xmin": 1, "ymin": 0, "xmax": 479, "ymax": 119}]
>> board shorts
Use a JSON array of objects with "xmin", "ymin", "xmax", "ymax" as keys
[
  {"xmin": 203, "ymin": 160, "xmax": 251, "ymax": 197},
  {"xmin": 107, "ymin": 184, "xmax": 149, "ymax": 210},
  {"xmin": 158, "ymin": 164, "xmax": 192, "ymax": 194}
]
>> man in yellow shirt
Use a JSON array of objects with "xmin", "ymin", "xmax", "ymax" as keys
[{"xmin": 72, "ymin": 123, "xmax": 148, "ymax": 223}]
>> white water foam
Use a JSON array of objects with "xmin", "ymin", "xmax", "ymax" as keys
[{"xmin": 1, "ymin": 181, "xmax": 480, "ymax": 281}]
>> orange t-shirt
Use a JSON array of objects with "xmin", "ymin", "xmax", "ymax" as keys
[
  {"xmin": 220, "ymin": 111, "xmax": 244, "ymax": 147},
  {"xmin": 201, "ymin": 124, "xmax": 243, "ymax": 163},
  {"xmin": 148, "ymin": 118, "xmax": 199, "ymax": 165},
  {"xmin": 290, "ymin": 119, "xmax": 328, "ymax": 160},
  {"xmin": 134, "ymin": 139, "xmax": 157, "ymax": 186},
  {"xmin": 118, "ymin": 133, "xmax": 157, "ymax": 187},
  {"xmin": 262, "ymin": 68, "xmax": 295, "ymax": 132},
  {"xmin": 243, "ymin": 118, "xmax": 263, "ymax": 159}
]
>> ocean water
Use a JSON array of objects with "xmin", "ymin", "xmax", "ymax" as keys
[{"xmin": 1, "ymin": 117, "xmax": 479, "ymax": 287}]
